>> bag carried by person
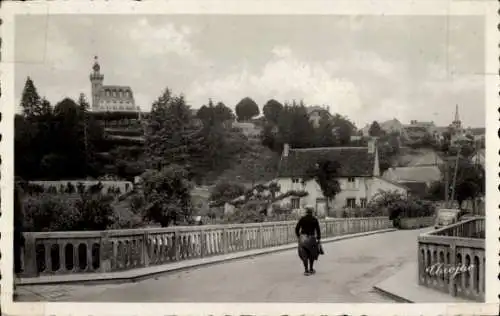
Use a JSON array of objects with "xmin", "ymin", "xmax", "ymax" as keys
[{"xmin": 318, "ymin": 242, "xmax": 325, "ymax": 255}]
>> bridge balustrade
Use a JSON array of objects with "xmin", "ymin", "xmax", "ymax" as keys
[
  {"xmin": 417, "ymin": 217, "xmax": 485, "ymax": 302},
  {"xmin": 21, "ymin": 217, "xmax": 391, "ymax": 277}
]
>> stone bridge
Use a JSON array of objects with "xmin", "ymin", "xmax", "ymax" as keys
[{"xmin": 16, "ymin": 217, "xmax": 485, "ymax": 303}]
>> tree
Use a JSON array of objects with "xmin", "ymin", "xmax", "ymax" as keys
[
  {"xmin": 197, "ymin": 99, "xmax": 234, "ymax": 126},
  {"xmin": 262, "ymin": 99, "xmax": 283, "ymax": 124},
  {"xmin": 427, "ymin": 181, "xmax": 446, "ymax": 201},
  {"xmin": 368, "ymin": 121, "xmax": 385, "ymax": 137},
  {"xmin": 315, "ymin": 114, "xmax": 336, "ymax": 147},
  {"xmin": 145, "ymin": 88, "xmax": 204, "ymax": 174},
  {"xmin": 196, "ymin": 104, "xmax": 211, "ymax": 122},
  {"xmin": 50, "ymin": 98, "xmax": 87, "ymax": 178},
  {"xmin": 191, "ymin": 99, "xmax": 242, "ymax": 181},
  {"xmin": 40, "ymin": 98, "xmax": 53, "ymax": 117},
  {"xmin": 141, "ymin": 166, "xmax": 193, "ymax": 227},
  {"xmin": 15, "ymin": 84, "xmax": 104, "ymax": 180},
  {"xmin": 304, "ymin": 159, "xmax": 341, "ymax": 211},
  {"xmin": 15, "ymin": 114, "xmax": 39, "ymax": 178},
  {"xmin": 367, "ymin": 190, "xmax": 435, "ymax": 227},
  {"xmin": 443, "ymin": 157, "xmax": 484, "ymax": 209},
  {"xmin": 235, "ymin": 97, "xmax": 260, "ymax": 121},
  {"xmin": 20, "ymin": 77, "xmax": 43, "ymax": 118},
  {"xmin": 448, "ymin": 142, "xmax": 475, "ymax": 158},
  {"xmin": 210, "ymin": 181, "xmax": 246, "ymax": 203},
  {"xmin": 275, "ymin": 101, "xmax": 316, "ymax": 149},
  {"xmin": 331, "ymin": 114, "xmax": 357, "ymax": 146},
  {"xmin": 214, "ymin": 101, "xmax": 234, "ymax": 122},
  {"xmin": 77, "ymin": 93, "xmax": 91, "ymax": 174}
]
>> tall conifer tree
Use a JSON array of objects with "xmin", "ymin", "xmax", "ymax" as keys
[{"xmin": 20, "ymin": 77, "xmax": 42, "ymax": 118}]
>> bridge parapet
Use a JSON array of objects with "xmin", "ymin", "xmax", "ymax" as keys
[
  {"xmin": 22, "ymin": 217, "xmax": 392, "ymax": 278},
  {"xmin": 417, "ymin": 217, "xmax": 485, "ymax": 302}
]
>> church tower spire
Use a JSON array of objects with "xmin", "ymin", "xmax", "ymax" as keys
[
  {"xmin": 452, "ymin": 104, "xmax": 461, "ymax": 129},
  {"xmin": 89, "ymin": 56, "xmax": 104, "ymax": 110}
]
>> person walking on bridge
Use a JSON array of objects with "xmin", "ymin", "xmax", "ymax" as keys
[{"xmin": 295, "ymin": 205, "xmax": 321, "ymax": 276}]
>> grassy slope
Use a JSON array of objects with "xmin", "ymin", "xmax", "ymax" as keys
[
  {"xmin": 394, "ymin": 147, "xmax": 442, "ymax": 167},
  {"xmin": 211, "ymin": 141, "xmax": 281, "ymax": 187}
]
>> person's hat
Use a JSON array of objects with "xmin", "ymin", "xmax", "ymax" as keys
[{"xmin": 305, "ymin": 205, "xmax": 314, "ymax": 213}]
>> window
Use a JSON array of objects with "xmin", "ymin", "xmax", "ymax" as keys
[
  {"xmin": 292, "ymin": 178, "xmax": 300, "ymax": 184},
  {"xmin": 346, "ymin": 198, "xmax": 356, "ymax": 208},
  {"xmin": 360, "ymin": 198, "xmax": 367, "ymax": 208},
  {"xmin": 291, "ymin": 197, "xmax": 300, "ymax": 209},
  {"xmin": 348, "ymin": 177, "xmax": 355, "ymax": 183}
]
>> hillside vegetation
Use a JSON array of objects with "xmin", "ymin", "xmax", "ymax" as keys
[
  {"xmin": 207, "ymin": 141, "xmax": 281, "ymax": 187},
  {"xmin": 395, "ymin": 147, "xmax": 443, "ymax": 167}
]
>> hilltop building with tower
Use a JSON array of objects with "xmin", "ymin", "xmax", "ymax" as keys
[{"xmin": 89, "ymin": 56, "xmax": 139, "ymax": 112}]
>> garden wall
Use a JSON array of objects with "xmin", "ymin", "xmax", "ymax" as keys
[{"xmin": 29, "ymin": 180, "xmax": 134, "ymax": 194}]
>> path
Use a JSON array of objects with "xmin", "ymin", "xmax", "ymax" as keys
[{"xmin": 18, "ymin": 228, "xmax": 430, "ymax": 303}]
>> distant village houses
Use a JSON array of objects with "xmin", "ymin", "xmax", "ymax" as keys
[{"xmin": 272, "ymin": 139, "xmax": 408, "ymax": 216}]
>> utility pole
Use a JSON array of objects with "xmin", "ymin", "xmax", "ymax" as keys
[
  {"xmin": 444, "ymin": 158, "xmax": 449, "ymax": 206},
  {"xmin": 449, "ymin": 145, "xmax": 461, "ymax": 208}
]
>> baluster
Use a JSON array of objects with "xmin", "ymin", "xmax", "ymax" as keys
[
  {"xmin": 421, "ymin": 245, "xmax": 428, "ymax": 285},
  {"xmin": 478, "ymin": 253, "xmax": 485, "ymax": 296},
  {"xmin": 111, "ymin": 240, "xmax": 117, "ymax": 270},
  {"xmin": 258, "ymin": 225, "xmax": 263, "ymax": 248},
  {"xmin": 59, "ymin": 242, "xmax": 65, "ymax": 273},
  {"xmin": 200, "ymin": 230, "xmax": 206, "ymax": 257},
  {"xmin": 241, "ymin": 228, "xmax": 246, "ymax": 250},
  {"xmin": 44, "ymin": 243, "xmax": 51, "ymax": 273},
  {"xmin": 86, "ymin": 241, "xmax": 93, "ymax": 271},
  {"xmin": 222, "ymin": 229, "xmax": 228, "ymax": 254},
  {"xmin": 273, "ymin": 225, "xmax": 277, "ymax": 246}
]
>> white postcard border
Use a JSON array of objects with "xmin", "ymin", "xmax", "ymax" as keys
[{"xmin": 1, "ymin": 1, "xmax": 498, "ymax": 315}]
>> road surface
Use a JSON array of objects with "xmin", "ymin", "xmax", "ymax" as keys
[{"xmin": 18, "ymin": 228, "xmax": 429, "ymax": 303}]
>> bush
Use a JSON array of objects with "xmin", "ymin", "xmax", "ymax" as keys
[
  {"xmin": 73, "ymin": 194, "xmax": 115, "ymax": 230},
  {"xmin": 66, "ymin": 182, "xmax": 76, "ymax": 194},
  {"xmin": 129, "ymin": 193, "xmax": 146, "ymax": 213},
  {"xmin": 76, "ymin": 182, "xmax": 86, "ymax": 194},
  {"xmin": 141, "ymin": 166, "xmax": 193, "ymax": 227},
  {"xmin": 87, "ymin": 181, "xmax": 104, "ymax": 194},
  {"xmin": 23, "ymin": 194, "xmax": 79, "ymax": 232},
  {"xmin": 367, "ymin": 190, "xmax": 435, "ymax": 221},
  {"xmin": 210, "ymin": 181, "xmax": 246, "ymax": 203},
  {"xmin": 107, "ymin": 212, "xmax": 143, "ymax": 229},
  {"xmin": 23, "ymin": 193, "xmax": 116, "ymax": 231},
  {"xmin": 271, "ymin": 203, "xmax": 292, "ymax": 215}
]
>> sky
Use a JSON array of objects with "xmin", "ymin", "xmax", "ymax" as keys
[{"xmin": 14, "ymin": 14, "xmax": 485, "ymax": 128}]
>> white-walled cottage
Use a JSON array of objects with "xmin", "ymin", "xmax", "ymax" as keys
[{"xmin": 274, "ymin": 139, "xmax": 408, "ymax": 216}]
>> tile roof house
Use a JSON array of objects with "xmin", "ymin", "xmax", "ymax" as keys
[
  {"xmin": 274, "ymin": 139, "xmax": 408, "ymax": 216},
  {"xmin": 382, "ymin": 166, "xmax": 441, "ymax": 186},
  {"xmin": 361, "ymin": 118, "xmax": 406, "ymax": 137},
  {"xmin": 232, "ymin": 122, "xmax": 262, "ymax": 140}
]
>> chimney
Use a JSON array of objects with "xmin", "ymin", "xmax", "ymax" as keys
[
  {"xmin": 373, "ymin": 145, "xmax": 380, "ymax": 177},
  {"xmin": 367, "ymin": 137, "xmax": 376, "ymax": 154},
  {"xmin": 282, "ymin": 143, "xmax": 290, "ymax": 157}
]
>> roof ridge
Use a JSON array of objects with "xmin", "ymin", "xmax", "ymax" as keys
[
  {"xmin": 291, "ymin": 146, "xmax": 367, "ymax": 152},
  {"xmin": 102, "ymin": 85, "xmax": 133, "ymax": 89},
  {"xmin": 392, "ymin": 165, "xmax": 438, "ymax": 169}
]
